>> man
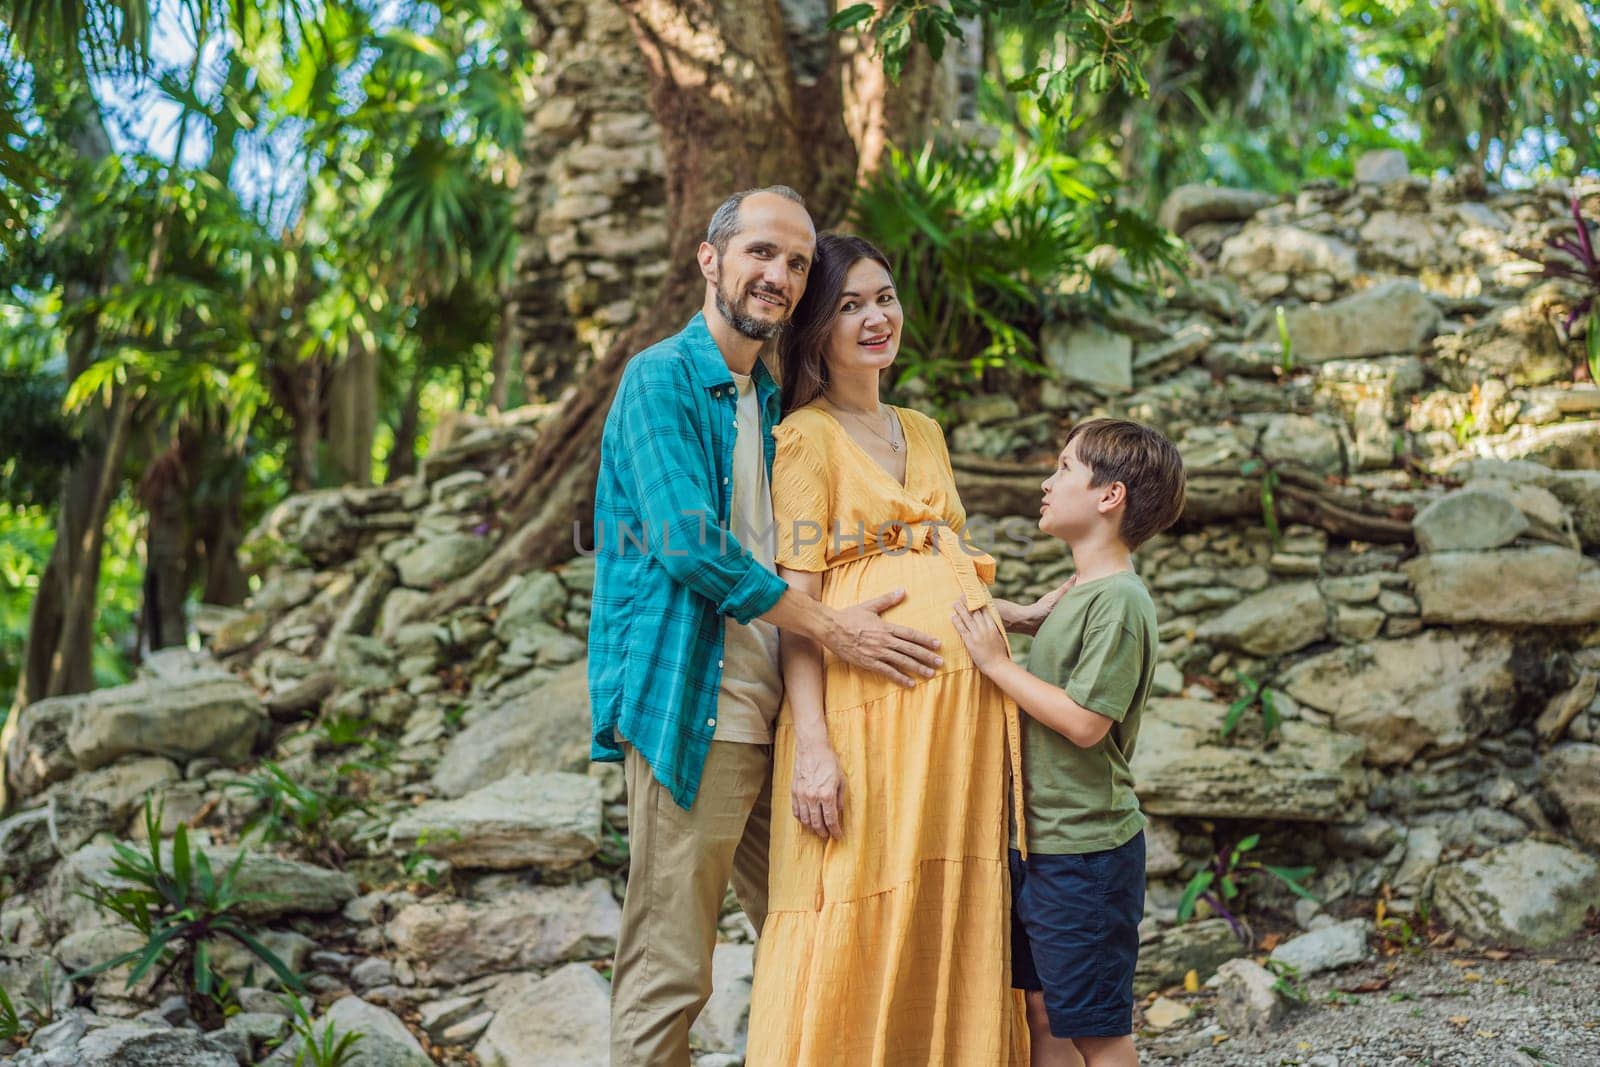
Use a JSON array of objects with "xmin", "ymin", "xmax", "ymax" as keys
[{"xmin": 590, "ymin": 186, "xmax": 944, "ymax": 1065}]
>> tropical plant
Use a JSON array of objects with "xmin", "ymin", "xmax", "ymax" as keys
[
  {"xmin": 1238, "ymin": 457, "xmax": 1283, "ymax": 546},
  {"xmin": 229, "ymin": 761, "xmax": 370, "ymax": 865},
  {"xmin": 1176, "ymin": 833, "xmax": 1318, "ymax": 942},
  {"xmin": 1537, "ymin": 197, "xmax": 1600, "ymax": 382},
  {"xmin": 282, "ymin": 994, "xmax": 364, "ymax": 1067},
  {"xmin": 72, "ymin": 797, "xmax": 303, "ymax": 1027},
  {"xmin": 831, "ymin": 0, "xmax": 1173, "ymax": 99},
  {"xmin": 1221, "ymin": 671, "xmax": 1283, "ymax": 742},
  {"xmin": 0, "ymin": 983, "xmax": 20, "ymax": 1040},
  {"xmin": 852, "ymin": 131, "xmax": 1183, "ymax": 412},
  {"xmin": 1374, "ymin": 895, "xmax": 1433, "ymax": 955}
]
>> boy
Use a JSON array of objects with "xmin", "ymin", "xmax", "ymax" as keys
[{"xmin": 952, "ymin": 417, "xmax": 1186, "ymax": 1067}]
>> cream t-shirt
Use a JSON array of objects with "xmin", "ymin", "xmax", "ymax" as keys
[{"xmin": 714, "ymin": 371, "xmax": 783, "ymax": 743}]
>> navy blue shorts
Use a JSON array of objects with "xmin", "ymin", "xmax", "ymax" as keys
[{"xmin": 1009, "ymin": 832, "xmax": 1145, "ymax": 1039}]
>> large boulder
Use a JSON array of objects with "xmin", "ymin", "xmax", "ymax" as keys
[
  {"xmin": 1433, "ymin": 841, "xmax": 1600, "ymax": 949},
  {"xmin": 1041, "ymin": 321, "xmax": 1133, "ymax": 394},
  {"xmin": 4, "ymin": 694, "xmax": 86, "ymax": 802},
  {"xmin": 1157, "ymin": 185, "xmax": 1276, "ymax": 235},
  {"xmin": 387, "ymin": 880, "xmax": 620, "ymax": 985},
  {"xmin": 492, "ymin": 571, "xmax": 568, "ymax": 642},
  {"xmin": 1279, "ymin": 630, "xmax": 1524, "ymax": 765},
  {"xmin": 1134, "ymin": 919, "xmax": 1247, "ymax": 994},
  {"xmin": 1541, "ymin": 743, "xmax": 1600, "ymax": 849},
  {"xmin": 1276, "ymin": 280, "xmax": 1441, "ymax": 363},
  {"xmin": 1268, "ymin": 918, "xmax": 1371, "ymax": 976},
  {"xmin": 1131, "ymin": 699, "xmax": 1366, "ymax": 822},
  {"xmin": 434, "ymin": 659, "xmax": 591, "ymax": 796},
  {"xmin": 1542, "ymin": 470, "xmax": 1600, "ymax": 548},
  {"xmin": 1412, "ymin": 486, "xmax": 1529, "ymax": 552},
  {"xmin": 474, "ymin": 963, "xmax": 610, "ymax": 1067},
  {"xmin": 0, "ymin": 809, "xmax": 55, "ymax": 880},
  {"xmin": 395, "ymin": 533, "xmax": 493, "ymax": 588},
  {"xmin": 1403, "ymin": 547, "xmax": 1600, "ymax": 626},
  {"xmin": 1433, "ymin": 300, "xmax": 1572, "ymax": 390},
  {"xmin": 1218, "ymin": 225, "xmax": 1358, "ymax": 301},
  {"xmin": 65, "ymin": 666, "xmax": 263, "ymax": 771},
  {"xmin": 691, "ymin": 942, "xmax": 755, "ymax": 1055},
  {"xmin": 1257, "ymin": 414, "xmax": 1344, "ymax": 475},
  {"xmin": 387, "ymin": 772, "xmax": 602, "ymax": 870},
  {"xmin": 1195, "ymin": 582, "xmax": 1327, "ymax": 656},
  {"xmin": 1213, "ymin": 958, "xmax": 1290, "ymax": 1040},
  {"xmin": 74, "ymin": 1025, "xmax": 239, "ymax": 1067}
]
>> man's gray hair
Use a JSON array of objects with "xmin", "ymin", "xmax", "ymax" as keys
[{"xmin": 705, "ymin": 185, "xmax": 806, "ymax": 255}]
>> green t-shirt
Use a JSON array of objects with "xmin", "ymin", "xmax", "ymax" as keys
[{"xmin": 1017, "ymin": 570, "xmax": 1157, "ymax": 855}]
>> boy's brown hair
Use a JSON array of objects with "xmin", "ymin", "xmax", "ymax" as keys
[{"xmin": 1063, "ymin": 418, "xmax": 1187, "ymax": 550}]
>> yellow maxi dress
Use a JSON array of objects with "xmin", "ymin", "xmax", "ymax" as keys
[{"xmin": 745, "ymin": 403, "xmax": 1029, "ymax": 1066}]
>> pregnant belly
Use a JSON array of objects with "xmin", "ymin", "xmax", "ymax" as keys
[{"xmin": 818, "ymin": 546, "xmax": 995, "ymax": 710}]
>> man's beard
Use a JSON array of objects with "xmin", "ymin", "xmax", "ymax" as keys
[{"xmin": 714, "ymin": 276, "xmax": 788, "ymax": 341}]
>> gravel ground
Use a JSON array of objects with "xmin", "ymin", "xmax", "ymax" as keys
[{"xmin": 1137, "ymin": 939, "xmax": 1600, "ymax": 1067}]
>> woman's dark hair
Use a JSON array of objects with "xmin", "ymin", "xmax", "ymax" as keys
[{"xmin": 779, "ymin": 231, "xmax": 893, "ymax": 414}]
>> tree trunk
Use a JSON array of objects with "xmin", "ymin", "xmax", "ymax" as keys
[
  {"xmin": 285, "ymin": 360, "xmax": 324, "ymax": 493},
  {"xmin": 137, "ymin": 436, "xmax": 193, "ymax": 656},
  {"xmin": 406, "ymin": 0, "xmax": 891, "ymax": 624},
  {"xmin": 842, "ymin": 3, "xmax": 974, "ymax": 184},
  {"xmin": 385, "ymin": 371, "xmax": 425, "ymax": 483},
  {"xmin": 14, "ymin": 79, "xmax": 134, "ymax": 707},
  {"xmin": 326, "ymin": 345, "xmax": 377, "ymax": 486}
]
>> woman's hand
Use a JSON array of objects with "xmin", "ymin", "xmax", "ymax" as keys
[
  {"xmin": 952, "ymin": 599, "xmax": 1011, "ymax": 674},
  {"xmin": 792, "ymin": 738, "xmax": 846, "ymax": 840}
]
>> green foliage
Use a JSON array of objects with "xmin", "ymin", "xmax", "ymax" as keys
[
  {"xmin": 1359, "ymin": 0, "xmax": 1600, "ymax": 178},
  {"xmin": 831, "ymin": 0, "xmax": 1172, "ymax": 102},
  {"xmin": 1265, "ymin": 958, "xmax": 1311, "ymax": 1004},
  {"xmin": 73, "ymin": 797, "xmax": 304, "ymax": 1024},
  {"xmin": 0, "ymin": 984, "xmax": 20, "ymax": 1040},
  {"xmin": 852, "ymin": 132, "xmax": 1183, "ymax": 412},
  {"xmin": 1177, "ymin": 833, "xmax": 1318, "ymax": 942},
  {"xmin": 1238, "ymin": 458, "xmax": 1282, "ymax": 545},
  {"xmin": 230, "ymin": 760, "xmax": 369, "ymax": 865},
  {"xmin": 1221, "ymin": 672, "xmax": 1282, "ymax": 742},
  {"xmin": 1536, "ymin": 197, "xmax": 1600, "ymax": 381},
  {"xmin": 283, "ymin": 994, "xmax": 364, "ymax": 1067},
  {"xmin": 1274, "ymin": 306, "xmax": 1294, "ymax": 374},
  {"xmin": 982, "ymin": 0, "xmax": 1598, "ymax": 205},
  {"xmin": 0, "ymin": 295, "xmax": 79, "ymax": 507},
  {"xmin": 1375, "ymin": 896, "xmax": 1431, "ymax": 955}
]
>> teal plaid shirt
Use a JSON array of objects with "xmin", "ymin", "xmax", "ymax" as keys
[{"xmin": 588, "ymin": 312, "xmax": 788, "ymax": 809}]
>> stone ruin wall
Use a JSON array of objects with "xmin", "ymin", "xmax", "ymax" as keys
[
  {"xmin": 3, "ymin": 160, "xmax": 1599, "ymax": 1061},
  {"xmin": 506, "ymin": 0, "xmax": 666, "ymax": 403}
]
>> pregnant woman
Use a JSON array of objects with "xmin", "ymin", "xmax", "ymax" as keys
[{"xmin": 745, "ymin": 233, "xmax": 1063, "ymax": 1065}]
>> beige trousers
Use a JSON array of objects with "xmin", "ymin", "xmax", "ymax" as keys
[{"xmin": 611, "ymin": 741, "xmax": 772, "ymax": 1066}]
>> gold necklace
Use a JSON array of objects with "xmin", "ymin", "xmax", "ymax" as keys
[{"xmin": 826, "ymin": 396, "xmax": 902, "ymax": 453}]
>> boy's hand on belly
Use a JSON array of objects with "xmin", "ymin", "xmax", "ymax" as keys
[
  {"xmin": 951, "ymin": 599, "xmax": 1010, "ymax": 674},
  {"xmin": 792, "ymin": 739, "xmax": 846, "ymax": 840}
]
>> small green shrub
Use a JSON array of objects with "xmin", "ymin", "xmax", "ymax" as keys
[
  {"xmin": 1177, "ymin": 833, "xmax": 1317, "ymax": 943},
  {"xmin": 1221, "ymin": 671, "xmax": 1282, "ymax": 742},
  {"xmin": 283, "ymin": 995, "xmax": 364, "ymax": 1067},
  {"xmin": 72, "ymin": 798, "xmax": 303, "ymax": 1026},
  {"xmin": 230, "ymin": 760, "xmax": 370, "ymax": 865},
  {"xmin": 0, "ymin": 984, "xmax": 20, "ymax": 1040},
  {"xmin": 851, "ymin": 133, "xmax": 1183, "ymax": 414}
]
